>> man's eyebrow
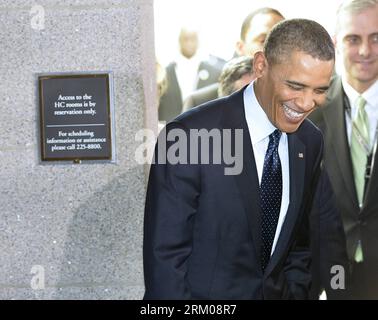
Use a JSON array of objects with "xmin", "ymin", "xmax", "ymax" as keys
[
  {"xmin": 316, "ymin": 85, "xmax": 330, "ymax": 91},
  {"xmin": 285, "ymin": 80, "xmax": 306, "ymax": 87},
  {"xmin": 285, "ymin": 80, "xmax": 329, "ymax": 91}
]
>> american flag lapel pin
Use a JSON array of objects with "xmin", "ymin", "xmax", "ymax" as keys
[{"xmin": 298, "ymin": 152, "xmax": 304, "ymax": 158}]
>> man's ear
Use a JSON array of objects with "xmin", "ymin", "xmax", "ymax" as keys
[
  {"xmin": 253, "ymin": 51, "xmax": 267, "ymax": 78},
  {"xmin": 235, "ymin": 40, "xmax": 245, "ymax": 56},
  {"xmin": 333, "ymin": 35, "xmax": 341, "ymax": 55}
]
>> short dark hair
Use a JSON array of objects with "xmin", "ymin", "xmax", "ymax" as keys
[
  {"xmin": 240, "ymin": 7, "xmax": 284, "ymax": 41},
  {"xmin": 264, "ymin": 19, "xmax": 335, "ymax": 65},
  {"xmin": 218, "ymin": 56, "xmax": 253, "ymax": 97}
]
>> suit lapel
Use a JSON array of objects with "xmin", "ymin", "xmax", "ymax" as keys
[
  {"xmin": 235, "ymin": 119, "xmax": 263, "ymax": 268},
  {"xmin": 170, "ymin": 63, "xmax": 183, "ymax": 103},
  {"xmin": 362, "ymin": 145, "xmax": 378, "ymax": 214},
  {"xmin": 322, "ymin": 78, "xmax": 358, "ymax": 205},
  {"xmin": 265, "ymin": 133, "xmax": 306, "ymax": 275},
  {"xmin": 221, "ymin": 88, "xmax": 262, "ymax": 271}
]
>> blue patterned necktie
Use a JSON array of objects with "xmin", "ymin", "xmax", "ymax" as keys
[{"xmin": 260, "ymin": 129, "xmax": 282, "ymax": 271}]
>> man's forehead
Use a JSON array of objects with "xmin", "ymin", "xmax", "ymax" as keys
[
  {"xmin": 337, "ymin": 7, "xmax": 378, "ymax": 36},
  {"xmin": 270, "ymin": 51, "xmax": 334, "ymax": 79},
  {"xmin": 247, "ymin": 13, "xmax": 282, "ymax": 39},
  {"xmin": 180, "ymin": 31, "xmax": 197, "ymax": 38}
]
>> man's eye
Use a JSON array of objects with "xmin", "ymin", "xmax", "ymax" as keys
[
  {"xmin": 288, "ymin": 84, "xmax": 302, "ymax": 91},
  {"xmin": 346, "ymin": 36, "xmax": 360, "ymax": 44},
  {"xmin": 315, "ymin": 89, "xmax": 328, "ymax": 95}
]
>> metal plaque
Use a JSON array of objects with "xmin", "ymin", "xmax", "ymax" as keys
[{"xmin": 39, "ymin": 72, "xmax": 115, "ymax": 163}]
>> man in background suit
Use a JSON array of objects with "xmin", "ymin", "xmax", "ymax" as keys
[
  {"xmin": 144, "ymin": 19, "xmax": 335, "ymax": 299},
  {"xmin": 309, "ymin": 0, "xmax": 378, "ymax": 299},
  {"xmin": 183, "ymin": 7, "xmax": 284, "ymax": 110},
  {"xmin": 158, "ymin": 27, "xmax": 225, "ymax": 122},
  {"xmin": 182, "ymin": 56, "xmax": 255, "ymax": 112},
  {"xmin": 217, "ymin": 56, "xmax": 255, "ymax": 97}
]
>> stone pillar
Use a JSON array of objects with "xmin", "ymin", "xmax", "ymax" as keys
[{"xmin": 0, "ymin": 0, "xmax": 156, "ymax": 299}]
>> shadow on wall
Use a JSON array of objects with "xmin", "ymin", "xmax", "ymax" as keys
[{"xmin": 52, "ymin": 168, "xmax": 145, "ymax": 299}]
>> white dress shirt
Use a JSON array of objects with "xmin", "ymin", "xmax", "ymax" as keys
[
  {"xmin": 243, "ymin": 82, "xmax": 290, "ymax": 256},
  {"xmin": 175, "ymin": 53, "xmax": 202, "ymax": 102},
  {"xmin": 342, "ymin": 78, "xmax": 378, "ymax": 148}
]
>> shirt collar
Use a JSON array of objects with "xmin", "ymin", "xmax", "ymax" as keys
[
  {"xmin": 243, "ymin": 81, "xmax": 279, "ymax": 145},
  {"xmin": 342, "ymin": 77, "xmax": 378, "ymax": 109},
  {"xmin": 364, "ymin": 80, "xmax": 378, "ymax": 108}
]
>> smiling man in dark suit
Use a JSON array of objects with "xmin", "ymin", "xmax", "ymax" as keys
[{"xmin": 144, "ymin": 19, "xmax": 335, "ymax": 299}]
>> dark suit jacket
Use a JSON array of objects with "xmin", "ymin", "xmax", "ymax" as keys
[
  {"xmin": 309, "ymin": 166, "xmax": 349, "ymax": 299},
  {"xmin": 144, "ymin": 86, "xmax": 323, "ymax": 299},
  {"xmin": 158, "ymin": 56, "xmax": 225, "ymax": 123},
  {"xmin": 183, "ymin": 83, "xmax": 219, "ymax": 111},
  {"xmin": 309, "ymin": 77, "xmax": 378, "ymax": 297}
]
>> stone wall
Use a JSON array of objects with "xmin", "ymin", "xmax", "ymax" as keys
[{"xmin": 0, "ymin": 0, "xmax": 157, "ymax": 299}]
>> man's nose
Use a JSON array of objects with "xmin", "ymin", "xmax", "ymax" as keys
[
  {"xmin": 296, "ymin": 92, "xmax": 315, "ymax": 111},
  {"xmin": 358, "ymin": 39, "xmax": 371, "ymax": 57}
]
